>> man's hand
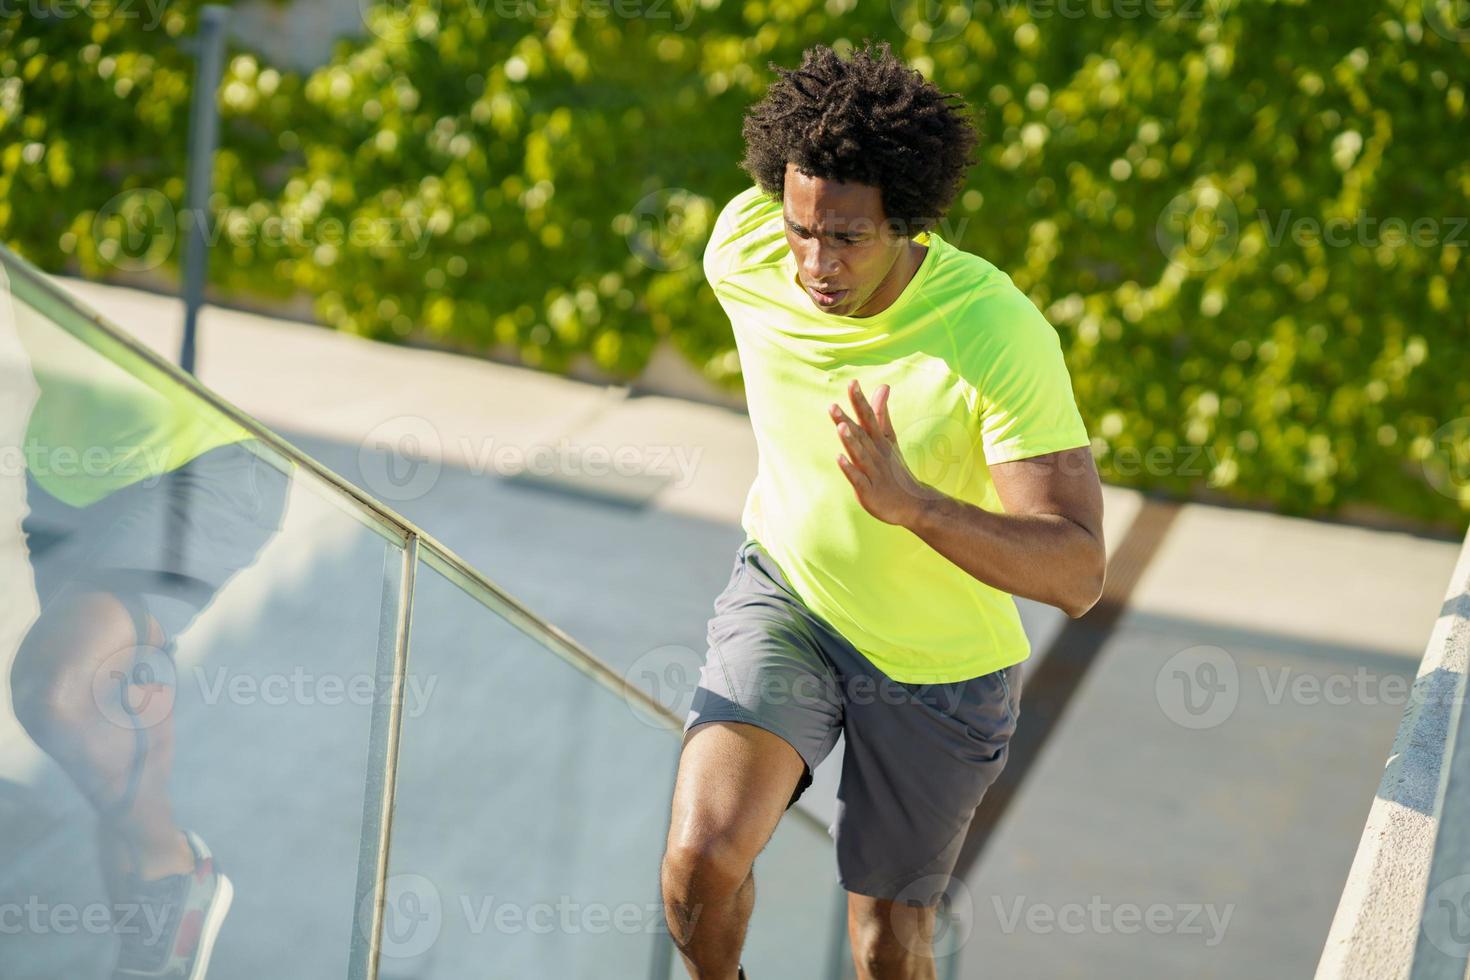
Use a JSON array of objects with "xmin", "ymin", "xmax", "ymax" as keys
[
  {"xmin": 828, "ymin": 376, "xmax": 1105, "ymax": 617},
  {"xmin": 829, "ymin": 379, "xmax": 937, "ymax": 527}
]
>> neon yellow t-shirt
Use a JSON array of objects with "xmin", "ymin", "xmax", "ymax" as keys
[{"xmin": 705, "ymin": 185, "xmax": 1092, "ymax": 683}]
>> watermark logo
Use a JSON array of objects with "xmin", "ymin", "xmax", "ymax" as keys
[
  {"xmin": 891, "ymin": 874, "xmax": 975, "ymax": 959},
  {"xmin": 359, "ymin": 873, "xmax": 443, "ymax": 959},
  {"xmin": 92, "ymin": 189, "xmax": 176, "ymax": 273},
  {"xmin": 623, "ymin": 643, "xmax": 704, "ymax": 728},
  {"xmin": 91, "ymin": 642, "xmax": 177, "ymax": 732},
  {"xmin": 623, "ymin": 188, "xmax": 712, "ymax": 272},
  {"xmin": 1423, "ymin": 418, "xmax": 1470, "ymax": 501},
  {"xmin": 1156, "ymin": 185, "xmax": 1239, "ymax": 272},
  {"xmin": 1155, "ymin": 645, "xmax": 1239, "ymax": 729},
  {"xmin": 894, "ymin": 411, "xmax": 977, "ymax": 500},
  {"xmin": 359, "ymin": 414, "xmax": 445, "ymax": 503},
  {"xmin": 1424, "ymin": 0, "xmax": 1470, "ymax": 41},
  {"xmin": 1422, "ymin": 874, "xmax": 1470, "ymax": 957}
]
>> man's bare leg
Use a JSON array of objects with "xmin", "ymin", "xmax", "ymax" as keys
[
  {"xmin": 661, "ymin": 721, "xmax": 806, "ymax": 979},
  {"xmin": 10, "ymin": 588, "xmax": 193, "ymax": 894},
  {"xmin": 847, "ymin": 892, "xmax": 940, "ymax": 980}
]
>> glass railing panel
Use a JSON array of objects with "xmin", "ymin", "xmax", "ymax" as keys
[
  {"xmin": 389, "ymin": 548, "xmax": 847, "ymax": 979},
  {"xmin": 0, "ymin": 259, "xmax": 408, "ymax": 978},
  {"xmin": 378, "ymin": 555, "xmax": 680, "ymax": 977}
]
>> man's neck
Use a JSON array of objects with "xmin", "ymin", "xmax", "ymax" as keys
[{"xmin": 850, "ymin": 239, "xmax": 928, "ymax": 318}]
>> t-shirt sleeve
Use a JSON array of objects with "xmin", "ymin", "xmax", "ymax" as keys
[
  {"xmin": 972, "ymin": 287, "xmax": 1091, "ymax": 465},
  {"xmin": 703, "ymin": 185, "xmax": 784, "ymax": 288},
  {"xmin": 702, "ymin": 204, "xmax": 734, "ymax": 287}
]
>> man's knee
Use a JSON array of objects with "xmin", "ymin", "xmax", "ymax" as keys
[
  {"xmin": 853, "ymin": 938, "xmax": 928, "ymax": 978},
  {"xmin": 661, "ymin": 830, "xmax": 755, "ymax": 902},
  {"xmin": 849, "ymin": 896, "xmax": 937, "ymax": 977},
  {"xmin": 11, "ymin": 590, "xmax": 164, "ymax": 739}
]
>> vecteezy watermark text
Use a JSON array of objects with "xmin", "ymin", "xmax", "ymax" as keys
[
  {"xmin": 991, "ymin": 894, "xmax": 1233, "ymax": 946},
  {"xmin": 0, "ymin": 0, "xmax": 169, "ymax": 30},
  {"xmin": 1155, "ymin": 645, "xmax": 1432, "ymax": 730},
  {"xmin": 0, "ymin": 896, "xmax": 170, "ymax": 946},
  {"xmin": 363, "ymin": 874, "xmax": 691, "ymax": 959},
  {"xmin": 91, "ymin": 189, "xmax": 432, "ymax": 273},
  {"xmin": 358, "ymin": 414, "xmax": 705, "ymax": 503}
]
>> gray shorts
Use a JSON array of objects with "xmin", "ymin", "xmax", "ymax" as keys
[{"xmin": 683, "ymin": 537, "xmax": 1023, "ymax": 900}]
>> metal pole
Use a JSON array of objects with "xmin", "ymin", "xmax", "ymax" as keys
[
  {"xmin": 348, "ymin": 537, "xmax": 419, "ymax": 980},
  {"xmin": 179, "ymin": 4, "xmax": 228, "ymax": 374},
  {"xmin": 942, "ymin": 919, "xmax": 961, "ymax": 980},
  {"xmin": 826, "ymin": 884, "xmax": 849, "ymax": 980}
]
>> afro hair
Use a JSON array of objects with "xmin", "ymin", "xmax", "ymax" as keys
[{"xmin": 738, "ymin": 39, "xmax": 981, "ymax": 235}]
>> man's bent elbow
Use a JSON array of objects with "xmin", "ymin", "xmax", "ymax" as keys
[{"xmin": 1062, "ymin": 558, "xmax": 1106, "ymax": 619}]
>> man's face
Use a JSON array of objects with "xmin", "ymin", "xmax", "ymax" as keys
[{"xmin": 781, "ymin": 162, "xmax": 913, "ymax": 318}]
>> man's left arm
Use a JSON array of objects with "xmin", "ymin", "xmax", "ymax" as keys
[
  {"xmin": 906, "ymin": 445, "xmax": 1106, "ymax": 619},
  {"xmin": 830, "ymin": 379, "xmax": 1106, "ymax": 619}
]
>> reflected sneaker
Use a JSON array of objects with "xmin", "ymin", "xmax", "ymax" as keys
[{"xmin": 111, "ymin": 830, "xmax": 233, "ymax": 979}]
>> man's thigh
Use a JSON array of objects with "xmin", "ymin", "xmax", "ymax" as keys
[
  {"xmin": 682, "ymin": 538, "xmax": 846, "ymax": 810},
  {"xmin": 666, "ymin": 720, "xmax": 808, "ymax": 865}
]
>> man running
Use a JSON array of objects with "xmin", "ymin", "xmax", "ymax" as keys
[{"xmin": 660, "ymin": 41, "xmax": 1105, "ymax": 979}]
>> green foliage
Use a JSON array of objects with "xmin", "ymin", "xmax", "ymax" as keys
[{"xmin": 3, "ymin": 0, "xmax": 1467, "ymax": 526}]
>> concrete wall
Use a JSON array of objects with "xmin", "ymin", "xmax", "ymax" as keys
[{"xmin": 1316, "ymin": 531, "xmax": 1470, "ymax": 979}]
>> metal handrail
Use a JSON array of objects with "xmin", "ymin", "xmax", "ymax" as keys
[{"xmin": 0, "ymin": 243, "xmax": 690, "ymax": 739}]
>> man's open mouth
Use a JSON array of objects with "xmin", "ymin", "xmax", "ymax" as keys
[{"xmin": 805, "ymin": 284, "xmax": 848, "ymax": 308}]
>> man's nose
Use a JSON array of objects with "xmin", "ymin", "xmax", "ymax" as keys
[{"xmin": 800, "ymin": 241, "xmax": 839, "ymax": 281}]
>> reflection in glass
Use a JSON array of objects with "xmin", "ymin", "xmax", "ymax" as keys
[
  {"xmin": 0, "ymin": 248, "xmax": 846, "ymax": 979},
  {"xmin": 380, "ymin": 558, "xmax": 680, "ymax": 978},
  {"xmin": 383, "ymin": 558, "xmax": 846, "ymax": 978},
  {"xmin": 0, "ymin": 269, "xmax": 398, "ymax": 979}
]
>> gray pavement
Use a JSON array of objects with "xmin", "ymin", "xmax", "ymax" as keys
[{"xmin": 2, "ymin": 277, "xmax": 1463, "ymax": 978}]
